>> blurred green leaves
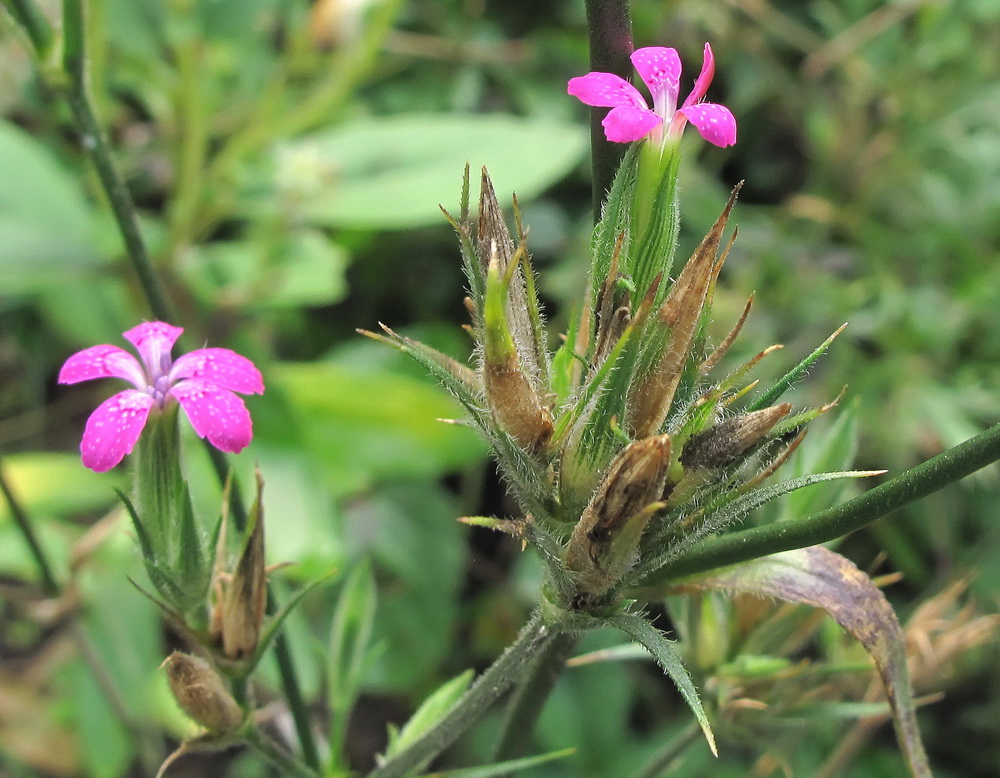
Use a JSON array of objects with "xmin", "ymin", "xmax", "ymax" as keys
[
  {"xmin": 0, "ymin": 121, "xmax": 102, "ymax": 296},
  {"xmin": 263, "ymin": 115, "xmax": 587, "ymax": 229}
]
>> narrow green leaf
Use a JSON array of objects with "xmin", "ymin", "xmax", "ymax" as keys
[
  {"xmin": 328, "ymin": 560, "xmax": 378, "ymax": 769},
  {"xmin": 386, "ymin": 670, "xmax": 475, "ymax": 761},
  {"xmin": 683, "ymin": 546, "xmax": 930, "ymax": 777},
  {"xmin": 746, "ymin": 324, "xmax": 847, "ymax": 412},
  {"xmin": 642, "ymin": 470, "xmax": 881, "ymax": 577},
  {"xmin": 607, "ymin": 613, "xmax": 717, "ymax": 756},
  {"xmin": 252, "ymin": 569, "xmax": 338, "ymax": 669},
  {"xmin": 420, "ymin": 747, "xmax": 575, "ymax": 777}
]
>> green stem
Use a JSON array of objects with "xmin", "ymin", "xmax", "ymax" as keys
[
  {"xmin": 632, "ymin": 720, "xmax": 701, "ymax": 778},
  {"xmin": 367, "ymin": 612, "xmax": 558, "ymax": 778},
  {"xmin": 0, "ymin": 456, "xmax": 59, "ymax": 596},
  {"xmin": 60, "ymin": 0, "xmax": 175, "ymax": 323},
  {"xmin": 648, "ymin": 421, "xmax": 1000, "ymax": 583},
  {"xmin": 272, "ymin": 596, "xmax": 322, "ymax": 773},
  {"xmin": 245, "ymin": 726, "xmax": 321, "ymax": 778},
  {"xmin": 2, "ymin": 0, "xmax": 54, "ymax": 55},
  {"xmin": 584, "ymin": 0, "xmax": 633, "ymax": 221},
  {"xmin": 490, "ymin": 632, "xmax": 578, "ymax": 769}
]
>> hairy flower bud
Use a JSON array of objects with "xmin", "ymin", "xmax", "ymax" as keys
[
  {"xmin": 680, "ymin": 403, "xmax": 793, "ymax": 471},
  {"xmin": 628, "ymin": 186, "xmax": 740, "ymax": 439},
  {"xmin": 482, "ymin": 256, "xmax": 554, "ymax": 452},
  {"xmin": 163, "ymin": 651, "xmax": 243, "ymax": 735},
  {"xmin": 209, "ymin": 472, "xmax": 269, "ymax": 661},
  {"xmin": 566, "ymin": 434, "xmax": 672, "ymax": 599}
]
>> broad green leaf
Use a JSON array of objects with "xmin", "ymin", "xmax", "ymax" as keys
[
  {"xmin": 271, "ymin": 361, "xmax": 486, "ymax": 494},
  {"xmin": 607, "ymin": 613, "xmax": 717, "ymax": 756},
  {"xmin": 386, "ymin": 670, "xmax": 474, "ymax": 761},
  {"xmin": 354, "ymin": 482, "xmax": 465, "ymax": 690},
  {"xmin": 179, "ymin": 231, "xmax": 350, "ymax": 310},
  {"xmin": 0, "ymin": 121, "xmax": 102, "ymax": 295},
  {"xmin": 268, "ymin": 115, "xmax": 587, "ymax": 229},
  {"xmin": 684, "ymin": 546, "xmax": 930, "ymax": 777}
]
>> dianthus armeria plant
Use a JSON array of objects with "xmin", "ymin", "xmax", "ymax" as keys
[{"xmin": 364, "ymin": 37, "xmax": 938, "ymax": 778}]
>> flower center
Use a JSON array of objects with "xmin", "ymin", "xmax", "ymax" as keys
[{"xmin": 146, "ymin": 353, "xmax": 175, "ymax": 407}]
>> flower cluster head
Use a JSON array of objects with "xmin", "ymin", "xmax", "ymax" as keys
[
  {"xmin": 568, "ymin": 43, "xmax": 736, "ymax": 147},
  {"xmin": 58, "ymin": 322, "xmax": 264, "ymax": 472}
]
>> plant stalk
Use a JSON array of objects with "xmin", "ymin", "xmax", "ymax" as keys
[
  {"xmin": 2, "ymin": 0, "xmax": 54, "ymax": 55},
  {"xmin": 61, "ymin": 0, "xmax": 175, "ymax": 324},
  {"xmin": 246, "ymin": 726, "xmax": 322, "ymax": 778},
  {"xmin": 366, "ymin": 611, "xmax": 557, "ymax": 778},
  {"xmin": 490, "ymin": 631, "xmax": 579, "ymax": 769},
  {"xmin": 0, "ymin": 457, "xmax": 60, "ymax": 596},
  {"xmin": 633, "ymin": 720, "xmax": 701, "ymax": 778},
  {"xmin": 647, "ymin": 421, "xmax": 1000, "ymax": 583},
  {"xmin": 584, "ymin": 0, "xmax": 633, "ymax": 220}
]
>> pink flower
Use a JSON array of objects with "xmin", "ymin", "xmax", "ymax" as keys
[
  {"xmin": 58, "ymin": 322, "xmax": 264, "ymax": 472},
  {"xmin": 567, "ymin": 43, "xmax": 736, "ymax": 147}
]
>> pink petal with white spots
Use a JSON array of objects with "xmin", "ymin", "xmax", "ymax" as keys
[
  {"xmin": 171, "ymin": 348, "xmax": 264, "ymax": 395},
  {"xmin": 681, "ymin": 43, "xmax": 716, "ymax": 109},
  {"xmin": 172, "ymin": 379, "xmax": 253, "ymax": 454},
  {"xmin": 123, "ymin": 322, "xmax": 183, "ymax": 375},
  {"xmin": 602, "ymin": 105, "xmax": 662, "ymax": 143},
  {"xmin": 58, "ymin": 345, "xmax": 147, "ymax": 388},
  {"xmin": 631, "ymin": 47, "xmax": 682, "ymax": 108},
  {"xmin": 567, "ymin": 72, "xmax": 647, "ymax": 110},
  {"xmin": 80, "ymin": 390, "xmax": 154, "ymax": 472},
  {"xmin": 680, "ymin": 103, "xmax": 737, "ymax": 147}
]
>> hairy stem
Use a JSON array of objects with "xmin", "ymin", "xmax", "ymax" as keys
[
  {"xmin": 490, "ymin": 631, "xmax": 579, "ymax": 769},
  {"xmin": 366, "ymin": 612, "xmax": 557, "ymax": 778},
  {"xmin": 584, "ymin": 0, "xmax": 633, "ymax": 220},
  {"xmin": 648, "ymin": 421, "xmax": 1000, "ymax": 583}
]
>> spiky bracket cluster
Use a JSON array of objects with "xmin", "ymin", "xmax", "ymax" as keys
[{"xmin": 365, "ymin": 154, "xmax": 855, "ymax": 614}]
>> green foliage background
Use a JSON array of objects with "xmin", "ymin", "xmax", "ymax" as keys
[{"xmin": 0, "ymin": 0, "xmax": 998, "ymax": 776}]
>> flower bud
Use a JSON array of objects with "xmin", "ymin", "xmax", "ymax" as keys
[
  {"xmin": 209, "ymin": 472, "xmax": 269, "ymax": 661},
  {"xmin": 477, "ymin": 169, "xmax": 542, "ymax": 381},
  {"xmin": 680, "ymin": 404, "xmax": 793, "ymax": 471},
  {"xmin": 163, "ymin": 651, "xmax": 243, "ymax": 735},
  {"xmin": 628, "ymin": 186, "xmax": 740, "ymax": 439},
  {"xmin": 566, "ymin": 434, "xmax": 672, "ymax": 598},
  {"xmin": 482, "ymin": 256, "xmax": 554, "ymax": 452}
]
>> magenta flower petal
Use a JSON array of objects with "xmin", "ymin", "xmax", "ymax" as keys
[
  {"xmin": 679, "ymin": 103, "xmax": 737, "ymax": 147},
  {"xmin": 123, "ymin": 322, "xmax": 183, "ymax": 374},
  {"xmin": 172, "ymin": 379, "xmax": 254, "ymax": 454},
  {"xmin": 171, "ymin": 348, "xmax": 264, "ymax": 395},
  {"xmin": 567, "ymin": 72, "xmax": 647, "ymax": 110},
  {"xmin": 681, "ymin": 43, "xmax": 717, "ymax": 110},
  {"xmin": 58, "ymin": 345, "xmax": 147, "ymax": 388},
  {"xmin": 602, "ymin": 105, "xmax": 663, "ymax": 143},
  {"xmin": 80, "ymin": 390, "xmax": 155, "ymax": 472},
  {"xmin": 631, "ymin": 47, "xmax": 682, "ymax": 108}
]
